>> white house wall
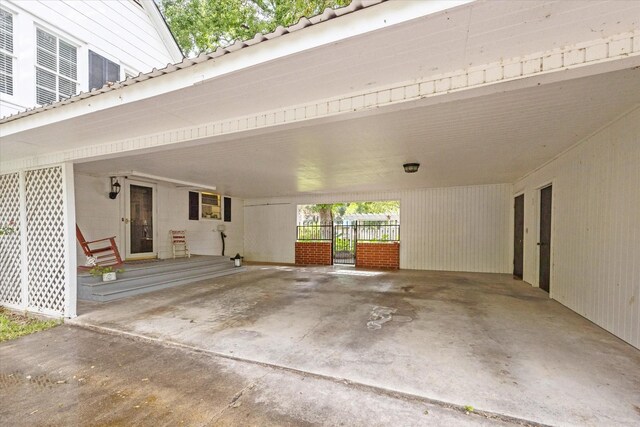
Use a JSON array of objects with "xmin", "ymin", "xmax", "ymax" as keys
[
  {"xmin": 0, "ymin": 0, "xmax": 177, "ymax": 116},
  {"xmin": 74, "ymin": 174, "xmax": 243, "ymax": 266},
  {"xmin": 156, "ymin": 183, "xmax": 244, "ymax": 259},
  {"xmin": 244, "ymin": 184, "xmax": 512, "ymax": 273},
  {"xmin": 514, "ymin": 107, "xmax": 640, "ymax": 349}
]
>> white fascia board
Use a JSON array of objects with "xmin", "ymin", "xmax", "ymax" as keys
[
  {"xmin": 140, "ymin": 0, "xmax": 184, "ymax": 62},
  {"xmin": 0, "ymin": 0, "xmax": 472, "ymax": 138}
]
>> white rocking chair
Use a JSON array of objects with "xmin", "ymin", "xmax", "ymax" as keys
[{"xmin": 170, "ymin": 230, "xmax": 190, "ymax": 259}]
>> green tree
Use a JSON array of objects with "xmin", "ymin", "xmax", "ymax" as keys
[
  {"xmin": 160, "ymin": 0, "xmax": 350, "ymax": 56},
  {"xmin": 299, "ymin": 201, "xmax": 399, "ymax": 223},
  {"xmin": 343, "ymin": 201, "xmax": 399, "ymax": 216}
]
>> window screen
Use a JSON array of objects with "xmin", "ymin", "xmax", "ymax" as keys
[{"xmin": 89, "ymin": 50, "xmax": 120, "ymax": 91}]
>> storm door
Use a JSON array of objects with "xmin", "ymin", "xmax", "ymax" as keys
[{"xmin": 124, "ymin": 180, "xmax": 157, "ymax": 259}]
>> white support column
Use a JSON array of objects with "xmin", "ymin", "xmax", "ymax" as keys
[
  {"xmin": 61, "ymin": 162, "xmax": 77, "ymax": 318},
  {"xmin": 18, "ymin": 170, "xmax": 28, "ymax": 310}
]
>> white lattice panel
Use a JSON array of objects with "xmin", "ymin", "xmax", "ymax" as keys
[
  {"xmin": 25, "ymin": 167, "xmax": 66, "ymax": 314},
  {"xmin": 0, "ymin": 173, "xmax": 22, "ymax": 306}
]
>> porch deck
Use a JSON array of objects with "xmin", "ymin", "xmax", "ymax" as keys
[{"xmin": 78, "ymin": 255, "xmax": 244, "ymax": 302}]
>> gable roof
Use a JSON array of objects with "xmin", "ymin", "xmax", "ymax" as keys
[
  {"xmin": 139, "ymin": 0, "xmax": 184, "ymax": 62},
  {"xmin": 0, "ymin": 0, "xmax": 385, "ymax": 125}
]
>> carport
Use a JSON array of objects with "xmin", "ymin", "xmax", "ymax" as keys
[
  {"xmin": 1, "ymin": 1, "xmax": 640, "ymax": 423},
  {"xmin": 70, "ymin": 266, "xmax": 640, "ymax": 425}
]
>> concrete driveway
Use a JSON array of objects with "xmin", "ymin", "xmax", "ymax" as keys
[
  {"xmin": 69, "ymin": 265, "xmax": 640, "ymax": 426},
  {"xmin": 1, "ymin": 325, "xmax": 513, "ymax": 426}
]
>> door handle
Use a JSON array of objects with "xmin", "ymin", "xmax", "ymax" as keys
[
  {"xmin": 122, "ymin": 218, "xmax": 130, "ymax": 224},
  {"xmin": 537, "ymin": 242, "xmax": 546, "ymax": 246}
]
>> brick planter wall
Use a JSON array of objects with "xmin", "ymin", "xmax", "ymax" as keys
[
  {"xmin": 356, "ymin": 242, "xmax": 400, "ymax": 269},
  {"xmin": 295, "ymin": 241, "xmax": 332, "ymax": 265}
]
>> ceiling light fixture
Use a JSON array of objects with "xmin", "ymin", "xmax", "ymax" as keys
[{"xmin": 403, "ymin": 163, "xmax": 420, "ymax": 173}]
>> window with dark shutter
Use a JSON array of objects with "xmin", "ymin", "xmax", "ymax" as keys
[
  {"xmin": 224, "ymin": 197, "xmax": 231, "ymax": 222},
  {"xmin": 188, "ymin": 191, "xmax": 199, "ymax": 220},
  {"xmin": 89, "ymin": 50, "xmax": 120, "ymax": 91}
]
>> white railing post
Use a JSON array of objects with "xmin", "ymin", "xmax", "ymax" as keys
[
  {"xmin": 62, "ymin": 162, "xmax": 77, "ymax": 318},
  {"xmin": 18, "ymin": 170, "xmax": 28, "ymax": 310}
]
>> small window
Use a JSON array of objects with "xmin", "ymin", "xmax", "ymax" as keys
[
  {"xmin": 201, "ymin": 192, "xmax": 221, "ymax": 220},
  {"xmin": 0, "ymin": 8, "xmax": 14, "ymax": 96},
  {"xmin": 35, "ymin": 28, "xmax": 78, "ymax": 104},
  {"xmin": 188, "ymin": 191, "xmax": 225, "ymax": 221},
  {"xmin": 89, "ymin": 50, "xmax": 120, "ymax": 90}
]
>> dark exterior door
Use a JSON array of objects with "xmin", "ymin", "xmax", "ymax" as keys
[
  {"xmin": 538, "ymin": 185, "xmax": 552, "ymax": 293},
  {"xmin": 513, "ymin": 194, "xmax": 524, "ymax": 279}
]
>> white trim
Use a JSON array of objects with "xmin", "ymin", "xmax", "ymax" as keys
[
  {"xmin": 139, "ymin": 0, "xmax": 183, "ymax": 62},
  {"xmin": 29, "ymin": 14, "xmax": 86, "ymax": 48},
  {"xmin": 117, "ymin": 170, "xmax": 216, "ymax": 191},
  {"xmin": 62, "ymin": 162, "xmax": 76, "ymax": 318}
]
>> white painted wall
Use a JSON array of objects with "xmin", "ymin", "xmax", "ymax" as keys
[
  {"xmin": 74, "ymin": 173, "xmax": 243, "ymax": 266},
  {"xmin": 156, "ymin": 183, "xmax": 244, "ymax": 259},
  {"xmin": 514, "ymin": 107, "xmax": 640, "ymax": 349},
  {"xmin": 244, "ymin": 184, "xmax": 512, "ymax": 273},
  {"xmin": 0, "ymin": 0, "xmax": 179, "ymax": 116}
]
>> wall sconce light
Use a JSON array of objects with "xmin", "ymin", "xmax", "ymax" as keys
[
  {"xmin": 109, "ymin": 177, "xmax": 121, "ymax": 199},
  {"xmin": 403, "ymin": 163, "xmax": 420, "ymax": 173}
]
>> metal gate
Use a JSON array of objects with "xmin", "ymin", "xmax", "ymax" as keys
[
  {"xmin": 333, "ymin": 223, "xmax": 356, "ymax": 265},
  {"xmin": 296, "ymin": 220, "xmax": 400, "ymax": 266}
]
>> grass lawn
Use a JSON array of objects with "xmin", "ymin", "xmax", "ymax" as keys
[{"xmin": 0, "ymin": 307, "xmax": 61, "ymax": 342}]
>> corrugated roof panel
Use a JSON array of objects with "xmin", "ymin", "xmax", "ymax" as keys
[{"xmin": 0, "ymin": 0, "xmax": 385, "ymax": 125}]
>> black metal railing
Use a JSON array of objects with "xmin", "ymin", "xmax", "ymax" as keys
[
  {"xmin": 296, "ymin": 223, "xmax": 333, "ymax": 241},
  {"xmin": 356, "ymin": 220, "xmax": 400, "ymax": 242},
  {"xmin": 297, "ymin": 221, "xmax": 400, "ymax": 265}
]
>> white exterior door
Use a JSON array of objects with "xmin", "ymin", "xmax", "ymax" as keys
[{"xmin": 124, "ymin": 179, "xmax": 157, "ymax": 260}]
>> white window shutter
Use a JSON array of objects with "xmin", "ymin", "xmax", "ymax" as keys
[
  {"xmin": 0, "ymin": 8, "xmax": 12, "ymax": 95},
  {"xmin": 35, "ymin": 28, "xmax": 77, "ymax": 104}
]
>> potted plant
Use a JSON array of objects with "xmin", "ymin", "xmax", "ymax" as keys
[{"xmin": 89, "ymin": 265, "xmax": 124, "ymax": 282}]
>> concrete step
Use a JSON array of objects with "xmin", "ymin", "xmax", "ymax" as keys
[
  {"xmin": 82, "ymin": 268, "xmax": 245, "ymax": 303},
  {"xmin": 78, "ymin": 256, "xmax": 244, "ymax": 302},
  {"xmin": 78, "ymin": 256, "xmax": 231, "ymax": 284}
]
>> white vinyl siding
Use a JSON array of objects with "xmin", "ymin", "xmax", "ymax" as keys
[
  {"xmin": 35, "ymin": 28, "xmax": 77, "ymax": 105},
  {"xmin": 0, "ymin": 8, "xmax": 13, "ymax": 95}
]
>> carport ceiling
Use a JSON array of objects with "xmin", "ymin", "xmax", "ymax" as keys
[{"xmin": 75, "ymin": 68, "xmax": 640, "ymax": 198}]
